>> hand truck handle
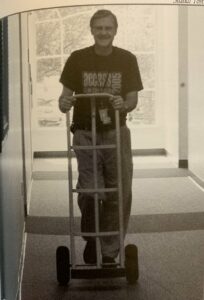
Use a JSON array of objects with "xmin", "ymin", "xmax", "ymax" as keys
[{"xmin": 74, "ymin": 93, "xmax": 113, "ymax": 99}]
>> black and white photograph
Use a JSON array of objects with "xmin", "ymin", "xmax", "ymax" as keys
[{"xmin": 0, "ymin": 1, "xmax": 204, "ymax": 300}]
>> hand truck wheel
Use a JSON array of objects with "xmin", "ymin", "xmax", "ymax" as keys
[
  {"xmin": 125, "ymin": 244, "xmax": 139, "ymax": 284},
  {"xmin": 56, "ymin": 246, "xmax": 70, "ymax": 285}
]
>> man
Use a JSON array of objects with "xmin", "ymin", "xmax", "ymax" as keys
[{"xmin": 59, "ymin": 9, "xmax": 143, "ymax": 265}]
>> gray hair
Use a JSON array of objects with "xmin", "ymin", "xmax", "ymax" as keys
[{"xmin": 90, "ymin": 9, "xmax": 118, "ymax": 29}]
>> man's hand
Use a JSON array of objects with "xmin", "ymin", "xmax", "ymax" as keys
[
  {"xmin": 109, "ymin": 95, "xmax": 125, "ymax": 111},
  {"xmin": 109, "ymin": 91, "xmax": 138, "ymax": 113},
  {"xmin": 59, "ymin": 95, "xmax": 76, "ymax": 113}
]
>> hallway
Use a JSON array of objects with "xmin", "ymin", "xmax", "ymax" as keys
[
  {"xmin": 21, "ymin": 157, "xmax": 204, "ymax": 300},
  {"xmin": 1, "ymin": 6, "xmax": 204, "ymax": 300}
]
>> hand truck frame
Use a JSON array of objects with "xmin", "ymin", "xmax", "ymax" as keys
[{"xmin": 56, "ymin": 93, "xmax": 139, "ymax": 285}]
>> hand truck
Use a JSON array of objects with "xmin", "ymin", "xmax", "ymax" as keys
[{"xmin": 56, "ymin": 93, "xmax": 139, "ymax": 286}]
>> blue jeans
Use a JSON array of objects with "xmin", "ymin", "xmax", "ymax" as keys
[{"xmin": 73, "ymin": 126, "xmax": 133, "ymax": 258}]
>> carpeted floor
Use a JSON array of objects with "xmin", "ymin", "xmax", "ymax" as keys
[
  {"xmin": 22, "ymin": 163, "xmax": 204, "ymax": 300},
  {"xmin": 21, "ymin": 231, "xmax": 204, "ymax": 300},
  {"xmin": 29, "ymin": 171, "xmax": 203, "ymax": 218},
  {"xmin": 27, "ymin": 172, "xmax": 204, "ymax": 235}
]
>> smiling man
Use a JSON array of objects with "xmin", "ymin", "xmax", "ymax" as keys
[{"xmin": 59, "ymin": 9, "xmax": 143, "ymax": 265}]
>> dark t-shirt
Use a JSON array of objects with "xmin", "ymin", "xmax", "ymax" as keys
[{"xmin": 60, "ymin": 45, "xmax": 143, "ymax": 128}]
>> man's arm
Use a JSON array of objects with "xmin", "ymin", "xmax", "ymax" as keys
[
  {"xmin": 58, "ymin": 86, "xmax": 76, "ymax": 113},
  {"xmin": 123, "ymin": 90, "xmax": 138, "ymax": 112},
  {"xmin": 110, "ymin": 90, "xmax": 138, "ymax": 113}
]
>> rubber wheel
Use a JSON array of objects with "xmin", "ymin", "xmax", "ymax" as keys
[
  {"xmin": 125, "ymin": 244, "xmax": 139, "ymax": 284},
  {"xmin": 56, "ymin": 246, "xmax": 70, "ymax": 285}
]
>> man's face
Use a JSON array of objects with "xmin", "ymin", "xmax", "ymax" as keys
[{"xmin": 91, "ymin": 15, "xmax": 117, "ymax": 48}]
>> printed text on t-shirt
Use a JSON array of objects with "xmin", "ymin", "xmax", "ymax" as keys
[{"xmin": 83, "ymin": 72, "xmax": 122, "ymax": 94}]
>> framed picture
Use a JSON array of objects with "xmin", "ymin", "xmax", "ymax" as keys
[{"xmin": 0, "ymin": 17, "xmax": 9, "ymax": 153}]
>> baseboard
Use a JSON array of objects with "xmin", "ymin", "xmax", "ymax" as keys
[
  {"xmin": 188, "ymin": 171, "xmax": 204, "ymax": 189},
  {"xmin": 179, "ymin": 159, "xmax": 188, "ymax": 168},
  {"xmin": 132, "ymin": 148, "xmax": 167, "ymax": 156},
  {"xmin": 34, "ymin": 148, "xmax": 167, "ymax": 159},
  {"xmin": 26, "ymin": 178, "xmax": 33, "ymax": 216},
  {"xmin": 15, "ymin": 228, "xmax": 27, "ymax": 300}
]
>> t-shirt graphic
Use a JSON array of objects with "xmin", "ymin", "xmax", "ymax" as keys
[{"xmin": 83, "ymin": 72, "xmax": 122, "ymax": 94}]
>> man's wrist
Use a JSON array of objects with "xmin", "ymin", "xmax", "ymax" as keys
[
  {"xmin": 120, "ymin": 101, "xmax": 129, "ymax": 113},
  {"xmin": 59, "ymin": 96, "xmax": 67, "ymax": 113}
]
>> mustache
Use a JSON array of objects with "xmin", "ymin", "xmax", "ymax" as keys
[{"xmin": 97, "ymin": 35, "xmax": 111, "ymax": 39}]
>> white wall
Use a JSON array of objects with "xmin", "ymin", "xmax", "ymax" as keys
[
  {"xmin": 178, "ymin": 7, "xmax": 188, "ymax": 164},
  {"xmin": 188, "ymin": 7, "xmax": 204, "ymax": 181},
  {"xmin": 0, "ymin": 0, "xmax": 174, "ymax": 19},
  {"xmin": 21, "ymin": 12, "xmax": 34, "ymax": 210},
  {"xmin": 0, "ymin": 13, "xmax": 33, "ymax": 300},
  {"xmin": 162, "ymin": 7, "xmax": 179, "ymax": 161}
]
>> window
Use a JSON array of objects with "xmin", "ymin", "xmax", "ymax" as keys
[
  {"xmin": 31, "ymin": 5, "xmax": 157, "ymax": 128},
  {"xmin": 29, "ymin": 5, "xmax": 170, "ymax": 151}
]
